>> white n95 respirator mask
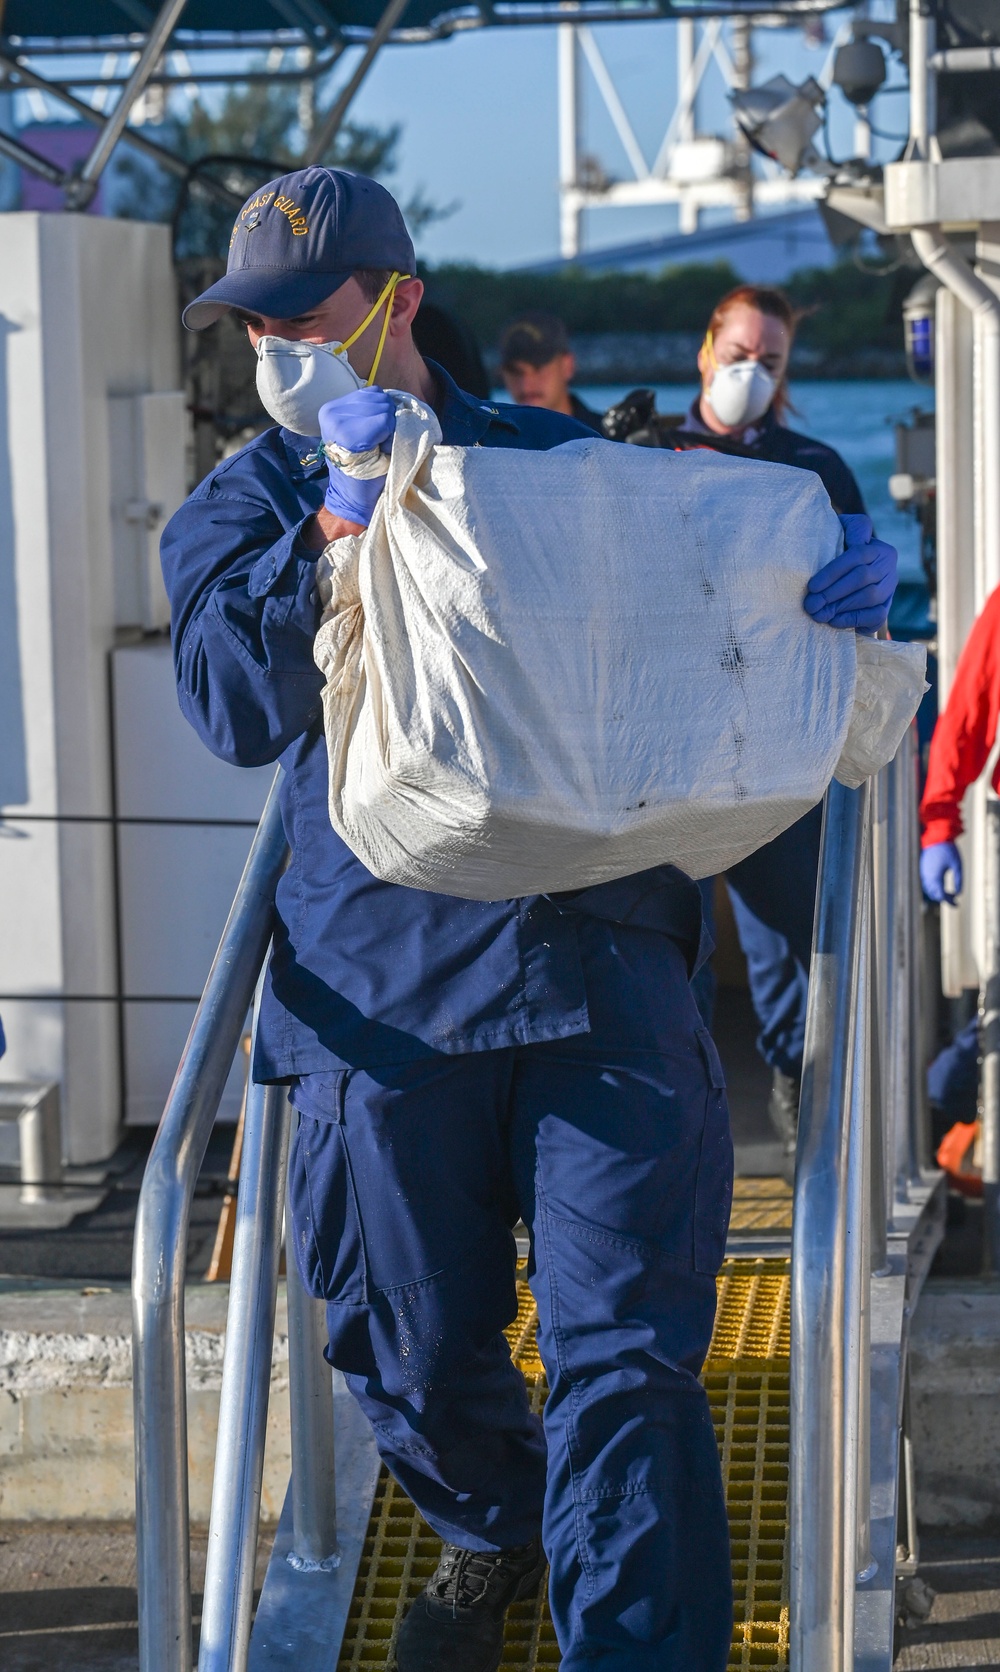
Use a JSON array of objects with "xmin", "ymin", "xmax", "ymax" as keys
[
  {"xmin": 705, "ymin": 358, "xmax": 776, "ymax": 429},
  {"xmin": 256, "ymin": 337, "xmax": 366, "ymax": 435},
  {"xmin": 254, "ymin": 269, "xmax": 409, "ymax": 436},
  {"xmin": 702, "ymin": 327, "xmax": 777, "ymax": 430}
]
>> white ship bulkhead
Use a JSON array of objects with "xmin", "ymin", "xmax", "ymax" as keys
[{"xmin": 0, "ymin": 211, "xmax": 269, "ymax": 1167}]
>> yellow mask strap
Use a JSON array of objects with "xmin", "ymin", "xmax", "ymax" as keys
[
  {"xmin": 339, "ymin": 271, "xmax": 411, "ymax": 386},
  {"xmin": 703, "ymin": 328, "xmax": 719, "ymax": 371}
]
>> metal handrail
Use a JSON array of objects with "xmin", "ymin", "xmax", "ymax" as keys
[
  {"xmin": 790, "ymin": 727, "xmax": 929, "ymax": 1671},
  {"xmin": 132, "ymin": 771, "xmax": 289, "ymax": 1672},
  {"xmin": 790, "ymin": 775, "xmax": 872, "ymax": 1672},
  {"xmin": 198, "ymin": 1067, "xmax": 292, "ymax": 1671},
  {"xmin": 137, "ymin": 736, "xmax": 929, "ymax": 1672}
]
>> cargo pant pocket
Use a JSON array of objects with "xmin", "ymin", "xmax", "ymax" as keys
[{"xmin": 287, "ymin": 1082, "xmax": 368, "ymax": 1304}]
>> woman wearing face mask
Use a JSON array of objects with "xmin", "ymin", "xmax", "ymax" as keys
[
  {"xmin": 673, "ymin": 284, "xmax": 866, "ymax": 512},
  {"xmin": 668, "ymin": 285, "xmax": 867, "ymax": 1177}
]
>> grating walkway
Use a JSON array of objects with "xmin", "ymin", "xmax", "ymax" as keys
[
  {"xmin": 729, "ymin": 1177, "xmax": 793, "ymax": 1236},
  {"xmin": 336, "ymin": 1255, "xmax": 791, "ymax": 1672}
]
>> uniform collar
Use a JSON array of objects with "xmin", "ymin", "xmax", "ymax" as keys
[
  {"xmin": 277, "ymin": 356, "xmax": 519, "ymax": 478},
  {"xmin": 425, "ymin": 359, "xmax": 520, "ymax": 445}
]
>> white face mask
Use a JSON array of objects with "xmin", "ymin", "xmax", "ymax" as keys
[
  {"xmin": 253, "ymin": 269, "xmax": 409, "ymax": 436},
  {"xmin": 705, "ymin": 358, "xmax": 777, "ymax": 430},
  {"xmin": 255, "ymin": 337, "xmax": 366, "ymax": 436}
]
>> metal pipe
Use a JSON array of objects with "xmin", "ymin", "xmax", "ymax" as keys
[
  {"xmin": 904, "ymin": 732, "xmax": 932, "ymax": 1181},
  {"xmin": 132, "ymin": 774, "xmax": 287, "ymax": 1672},
  {"xmin": 869, "ymin": 767, "xmax": 890, "ymax": 1269},
  {"xmin": 885, "ymin": 743, "xmax": 914, "ymax": 1215},
  {"xmin": 677, "ymin": 18, "xmax": 696, "ymax": 144},
  {"xmin": 558, "ymin": 23, "xmax": 581, "ymax": 259},
  {"xmin": 0, "ymin": 129, "xmax": 66, "ymax": 185},
  {"xmin": 39, "ymin": 42, "xmax": 345, "ymax": 90},
  {"xmin": 982, "ymin": 798, "xmax": 1000, "ymax": 1271},
  {"xmin": 928, "ymin": 46, "xmax": 1000, "ymax": 72},
  {"xmin": 66, "ymin": 0, "xmax": 190, "ymax": 207},
  {"xmin": 306, "ymin": 0, "xmax": 409, "ymax": 164},
  {"xmin": 0, "ymin": 50, "xmax": 202, "ymax": 185},
  {"xmin": 934, "ymin": 286, "xmax": 978, "ymax": 996},
  {"xmin": 850, "ymin": 880, "xmax": 874, "ymax": 1584},
  {"xmin": 910, "ymin": 238, "xmax": 1000, "ymax": 1243},
  {"xmin": 790, "ymin": 778, "xmax": 871, "ymax": 1672},
  {"xmin": 908, "ymin": 0, "xmax": 936, "ymax": 157},
  {"xmin": 908, "ymin": 240, "xmax": 1000, "ymax": 600},
  {"xmin": 577, "ymin": 26, "xmax": 649, "ymax": 181},
  {"xmin": 285, "ymin": 1157, "xmax": 340, "ymax": 1568},
  {"xmin": 198, "ymin": 1075, "xmax": 292, "ymax": 1672}
]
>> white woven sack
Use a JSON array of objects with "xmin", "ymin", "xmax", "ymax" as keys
[{"xmin": 314, "ymin": 398, "xmax": 925, "ymax": 900}]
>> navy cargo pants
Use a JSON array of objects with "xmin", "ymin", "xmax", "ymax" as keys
[
  {"xmin": 286, "ymin": 916, "xmax": 734, "ymax": 1671},
  {"xmin": 694, "ymin": 805, "xmax": 823, "ymax": 1077}
]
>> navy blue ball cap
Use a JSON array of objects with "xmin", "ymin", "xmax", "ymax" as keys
[{"xmin": 182, "ymin": 166, "xmax": 416, "ymax": 331}]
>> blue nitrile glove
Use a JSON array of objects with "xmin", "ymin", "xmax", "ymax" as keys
[
  {"xmin": 920, "ymin": 840, "xmax": 963, "ymax": 905},
  {"xmin": 803, "ymin": 513, "xmax": 898, "ymax": 632},
  {"xmin": 319, "ymin": 388, "xmax": 396, "ymax": 527}
]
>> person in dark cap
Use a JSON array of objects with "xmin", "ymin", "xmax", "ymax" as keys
[
  {"xmin": 499, "ymin": 311, "xmax": 603, "ymax": 431},
  {"xmin": 161, "ymin": 165, "xmax": 897, "ymax": 1672}
]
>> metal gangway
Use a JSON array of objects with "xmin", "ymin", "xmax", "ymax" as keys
[{"xmin": 132, "ymin": 723, "xmax": 943, "ymax": 1672}]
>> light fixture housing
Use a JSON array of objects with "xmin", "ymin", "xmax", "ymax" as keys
[{"xmin": 731, "ymin": 75, "xmax": 826, "ymax": 177}]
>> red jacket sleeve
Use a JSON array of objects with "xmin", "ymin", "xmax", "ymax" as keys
[{"xmin": 920, "ymin": 584, "xmax": 1000, "ymax": 847}]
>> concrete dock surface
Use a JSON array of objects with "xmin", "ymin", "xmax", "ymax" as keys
[
  {"xmin": 0, "ymin": 1519, "xmax": 276, "ymax": 1671},
  {"xmin": 0, "ymin": 1522, "xmax": 998, "ymax": 1669}
]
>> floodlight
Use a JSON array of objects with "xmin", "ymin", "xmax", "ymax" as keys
[{"xmin": 731, "ymin": 75, "xmax": 826, "ymax": 177}]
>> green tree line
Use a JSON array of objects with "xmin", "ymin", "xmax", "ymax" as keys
[{"xmin": 422, "ymin": 259, "xmax": 908, "ymax": 360}]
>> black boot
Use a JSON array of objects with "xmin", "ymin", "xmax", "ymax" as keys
[
  {"xmin": 395, "ymin": 1536, "xmax": 545, "ymax": 1672},
  {"xmin": 768, "ymin": 1068, "xmax": 801, "ymax": 1185}
]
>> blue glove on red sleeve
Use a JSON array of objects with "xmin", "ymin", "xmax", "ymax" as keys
[
  {"xmin": 803, "ymin": 513, "xmax": 898, "ymax": 632},
  {"xmin": 318, "ymin": 388, "xmax": 397, "ymax": 527},
  {"xmin": 920, "ymin": 840, "xmax": 963, "ymax": 905}
]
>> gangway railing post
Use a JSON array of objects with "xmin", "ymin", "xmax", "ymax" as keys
[
  {"xmin": 981, "ymin": 794, "xmax": 1000, "ymax": 1272},
  {"xmin": 896, "ymin": 739, "xmax": 916, "ymax": 1210},
  {"xmin": 791, "ymin": 776, "xmax": 872, "ymax": 1672},
  {"xmin": 285, "ymin": 1141, "xmax": 340, "ymax": 1569},
  {"xmin": 852, "ymin": 872, "xmax": 875, "ymax": 1587},
  {"xmin": 869, "ymin": 768, "xmax": 890, "ymax": 1274},
  {"xmin": 198, "ymin": 1060, "xmax": 292, "ymax": 1672},
  {"xmin": 902, "ymin": 728, "xmax": 931, "ymax": 1184},
  {"xmin": 286, "ymin": 1284, "xmax": 340, "ymax": 1566},
  {"xmin": 132, "ymin": 775, "xmax": 288, "ymax": 1672},
  {"xmin": 885, "ymin": 728, "xmax": 926, "ymax": 1219}
]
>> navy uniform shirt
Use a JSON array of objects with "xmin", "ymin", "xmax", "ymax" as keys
[
  {"xmin": 162, "ymin": 364, "xmax": 706, "ymax": 1080},
  {"xmin": 677, "ymin": 399, "xmax": 866, "ymax": 516}
]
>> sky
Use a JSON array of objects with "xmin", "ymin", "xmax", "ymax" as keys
[
  {"xmin": 11, "ymin": 5, "xmax": 911, "ymax": 271},
  {"xmin": 339, "ymin": 7, "xmax": 910, "ymax": 267}
]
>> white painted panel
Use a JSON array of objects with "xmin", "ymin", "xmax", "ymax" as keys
[
  {"xmin": 112, "ymin": 642, "xmax": 274, "ymax": 821},
  {"xmin": 124, "ymin": 1000, "xmax": 248, "ymax": 1127},
  {"xmin": 119, "ymin": 821, "xmax": 257, "ymax": 996},
  {"xmin": 108, "ymin": 392, "xmax": 187, "ymax": 632},
  {"xmin": 0, "ymin": 214, "xmax": 185, "ymax": 1160},
  {"xmin": 138, "ymin": 391, "xmax": 187, "ymax": 631}
]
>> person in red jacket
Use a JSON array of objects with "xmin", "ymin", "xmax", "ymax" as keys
[
  {"xmin": 920, "ymin": 582, "xmax": 1000, "ymax": 904},
  {"xmin": 919, "ymin": 585, "xmax": 1000, "ymax": 1136}
]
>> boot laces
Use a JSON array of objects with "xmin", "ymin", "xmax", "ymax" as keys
[{"xmin": 427, "ymin": 1544, "xmax": 526, "ymax": 1613}]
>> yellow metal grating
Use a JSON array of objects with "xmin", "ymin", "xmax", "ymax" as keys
[
  {"xmin": 729, "ymin": 1177, "xmax": 794, "ymax": 1235},
  {"xmin": 336, "ymin": 1257, "xmax": 790, "ymax": 1672}
]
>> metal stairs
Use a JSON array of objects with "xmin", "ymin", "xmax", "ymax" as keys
[{"xmin": 132, "ymin": 728, "xmax": 943, "ymax": 1672}]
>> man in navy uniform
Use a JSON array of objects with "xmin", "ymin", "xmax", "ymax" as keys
[
  {"xmin": 164, "ymin": 167, "xmax": 897, "ymax": 1672},
  {"xmin": 498, "ymin": 311, "xmax": 604, "ymax": 432}
]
